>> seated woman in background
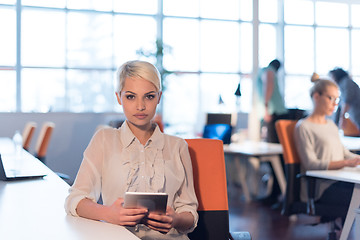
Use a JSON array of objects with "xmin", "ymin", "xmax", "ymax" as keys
[
  {"xmin": 65, "ymin": 60, "xmax": 198, "ymax": 239},
  {"xmin": 294, "ymin": 74, "xmax": 360, "ymax": 223}
]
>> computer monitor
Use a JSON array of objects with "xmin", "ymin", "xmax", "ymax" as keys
[{"xmin": 206, "ymin": 113, "xmax": 232, "ymax": 125}]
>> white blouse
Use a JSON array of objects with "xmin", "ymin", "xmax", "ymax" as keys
[{"xmin": 65, "ymin": 121, "xmax": 198, "ymax": 239}]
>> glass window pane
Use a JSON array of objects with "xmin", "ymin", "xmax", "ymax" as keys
[
  {"xmin": 240, "ymin": 23, "xmax": 252, "ymax": 73},
  {"xmin": 200, "ymin": 0, "xmax": 240, "ymax": 20},
  {"xmin": 162, "ymin": 74, "xmax": 200, "ymax": 136},
  {"xmin": 200, "ymin": 20, "xmax": 240, "ymax": 72},
  {"xmin": 22, "ymin": 0, "xmax": 66, "ymax": 8},
  {"xmin": 22, "ymin": 69, "xmax": 66, "ymax": 112},
  {"xmin": 238, "ymin": 75, "xmax": 252, "ymax": 113},
  {"xmin": 0, "ymin": 0, "xmax": 15, "ymax": 3},
  {"xmin": 316, "ymin": 2, "xmax": 348, "ymax": 27},
  {"xmin": 284, "ymin": 75, "xmax": 313, "ymax": 110},
  {"xmin": 0, "ymin": 7, "xmax": 16, "ymax": 66},
  {"xmin": 351, "ymin": 4, "xmax": 360, "ymax": 27},
  {"xmin": 114, "ymin": 0, "xmax": 157, "ymax": 14},
  {"xmin": 353, "ymin": 76, "xmax": 360, "ymax": 87},
  {"xmin": 67, "ymin": 0, "xmax": 112, "ymax": 11},
  {"xmin": 316, "ymin": 28, "xmax": 349, "ymax": 74},
  {"xmin": 0, "ymin": 70, "xmax": 16, "ymax": 112},
  {"xmin": 67, "ymin": 70, "xmax": 116, "ymax": 112},
  {"xmin": 259, "ymin": 0, "xmax": 277, "ymax": 23},
  {"xmin": 22, "ymin": 9, "xmax": 65, "ymax": 67},
  {"xmin": 200, "ymin": 73, "xmax": 239, "ymax": 114},
  {"xmin": 285, "ymin": 26, "xmax": 314, "ymax": 74},
  {"xmin": 240, "ymin": 0, "xmax": 252, "ymax": 21},
  {"xmin": 67, "ymin": 12, "xmax": 112, "ymax": 68},
  {"xmin": 284, "ymin": 0, "xmax": 314, "ymax": 25},
  {"xmin": 259, "ymin": 24, "xmax": 276, "ymax": 68},
  {"xmin": 163, "ymin": 18, "xmax": 199, "ymax": 72},
  {"xmin": 114, "ymin": 15, "xmax": 157, "ymax": 67},
  {"xmin": 352, "ymin": 30, "xmax": 360, "ymax": 76},
  {"xmin": 163, "ymin": 0, "xmax": 199, "ymax": 17}
]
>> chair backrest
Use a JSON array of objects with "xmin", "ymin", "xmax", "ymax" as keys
[
  {"xmin": 153, "ymin": 114, "xmax": 164, "ymax": 133},
  {"xmin": 342, "ymin": 117, "xmax": 360, "ymax": 137},
  {"xmin": 22, "ymin": 122, "xmax": 37, "ymax": 151},
  {"xmin": 35, "ymin": 122, "xmax": 55, "ymax": 164},
  {"xmin": 275, "ymin": 120, "xmax": 306, "ymax": 216},
  {"xmin": 185, "ymin": 138, "xmax": 230, "ymax": 240},
  {"xmin": 203, "ymin": 124, "xmax": 232, "ymax": 144},
  {"xmin": 275, "ymin": 120, "xmax": 300, "ymax": 165}
]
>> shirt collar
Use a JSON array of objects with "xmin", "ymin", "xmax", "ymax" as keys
[{"xmin": 120, "ymin": 120, "xmax": 164, "ymax": 150}]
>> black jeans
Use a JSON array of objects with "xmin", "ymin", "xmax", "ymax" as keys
[{"xmin": 317, "ymin": 181, "xmax": 353, "ymax": 209}]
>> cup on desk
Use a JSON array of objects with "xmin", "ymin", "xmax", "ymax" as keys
[{"xmin": 231, "ymin": 129, "xmax": 248, "ymax": 143}]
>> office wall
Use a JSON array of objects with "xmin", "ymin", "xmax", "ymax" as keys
[
  {"xmin": 0, "ymin": 112, "xmax": 125, "ymax": 183},
  {"xmin": 0, "ymin": 111, "xmax": 249, "ymax": 183}
]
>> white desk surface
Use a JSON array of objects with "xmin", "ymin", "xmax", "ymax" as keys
[
  {"xmin": 0, "ymin": 138, "xmax": 139, "ymax": 240},
  {"xmin": 342, "ymin": 136, "xmax": 360, "ymax": 152},
  {"xmin": 306, "ymin": 168, "xmax": 360, "ymax": 240},
  {"xmin": 224, "ymin": 136, "xmax": 359, "ymax": 157},
  {"xmin": 224, "ymin": 141, "xmax": 283, "ymax": 157},
  {"xmin": 306, "ymin": 167, "xmax": 360, "ymax": 184}
]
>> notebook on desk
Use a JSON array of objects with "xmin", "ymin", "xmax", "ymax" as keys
[{"xmin": 0, "ymin": 153, "xmax": 47, "ymax": 181}]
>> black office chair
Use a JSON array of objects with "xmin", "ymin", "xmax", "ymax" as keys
[
  {"xmin": 276, "ymin": 120, "xmax": 347, "ymax": 240},
  {"xmin": 203, "ymin": 124, "xmax": 233, "ymax": 144}
]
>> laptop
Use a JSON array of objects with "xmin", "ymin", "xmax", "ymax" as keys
[{"xmin": 0, "ymin": 153, "xmax": 47, "ymax": 181}]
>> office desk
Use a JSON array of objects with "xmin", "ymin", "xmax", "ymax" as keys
[
  {"xmin": 0, "ymin": 138, "xmax": 139, "ymax": 240},
  {"xmin": 342, "ymin": 136, "xmax": 360, "ymax": 152},
  {"xmin": 307, "ymin": 167, "xmax": 360, "ymax": 240},
  {"xmin": 224, "ymin": 141, "xmax": 285, "ymax": 202}
]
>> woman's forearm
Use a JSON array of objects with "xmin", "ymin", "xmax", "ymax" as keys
[{"xmin": 76, "ymin": 198, "xmax": 110, "ymax": 222}]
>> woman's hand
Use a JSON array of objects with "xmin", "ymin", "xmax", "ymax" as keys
[
  {"xmin": 345, "ymin": 157, "xmax": 360, "ymax": 168},
  {"xmin": 143, "ymin": 206, "xmax": 176, "ymax": 234},
  {"xmin": 104, "ymin": 198, "xmax": 148, "ymax": 226},
  {"xmin": 143, "ymin": 206, "xmax": 194, "ymax": 234}
]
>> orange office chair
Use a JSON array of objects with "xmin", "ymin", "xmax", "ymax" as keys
[
  {"xmin": 153, "ymin": 114, "xmax": 164, "ymax": 132},
  {"xmin": 185, "ymin": 138, "xmax": 251, "ymax": 240},
  {"xmin": 34, "ymin": 121, "xmax": 55, "ymax": 164},
  {"xmin": 341, "ymin": 117, "xmax": 360, "ymax": 137},
  {"xmin": 275, "ymin": 120, "xmax": 347, "ymax": 240},
  {"xmin": 34, "ymin": 121, "xmax": 71, "ymax": 183},
  {"xmin": 22, "ymin": 121, "xmax": 37, "ymax": 151}
]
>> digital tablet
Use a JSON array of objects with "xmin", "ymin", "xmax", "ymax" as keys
[{"xmin": 123, "ymin": 192, "xmax": 168, "ymax": 214}]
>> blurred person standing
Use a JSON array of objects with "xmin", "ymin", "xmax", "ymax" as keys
[
  {"xmin": 329, "ymin": 67, "xmax": 360, "ymax": 135},
  {"xmin": 256, "ymin": 59, "xmax": 289, "ymax": 205},
  {"xmin": 257, "ymin": 59, "xmax": 289, "ymax": 143}
]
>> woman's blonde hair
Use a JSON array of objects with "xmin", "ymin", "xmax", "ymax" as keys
[
  {"xmin": 116, "ymin": 60, "xmax": 162, "ymax": 92},
  {"xmin": 310, "ymin": 72, "xmax": 338, "ymax": 97}
]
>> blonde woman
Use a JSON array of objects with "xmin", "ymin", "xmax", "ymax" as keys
[
  {"xmin": 65, "ymin": 60, "xmax": 198, "ymax": 239},
  {"xmin": 294, "ymin": 75, "xmax": 360, "ymax": 224}
]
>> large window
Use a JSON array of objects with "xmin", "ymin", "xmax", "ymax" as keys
[
  {"xmin": 0, "ymin": 0, "xmax": 253, "ymax": 136},
  {"xmin": 283, "ymin": 0, "xmax": 360, "ymax": 109},
  {"xmin": 1, "ymin": 0, "xmax": 360, "ymax": 134}
]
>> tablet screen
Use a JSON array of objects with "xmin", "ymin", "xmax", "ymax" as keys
[{"xmin": 123, "ymin": 192, "xmax": 168, "ymax": 214}]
